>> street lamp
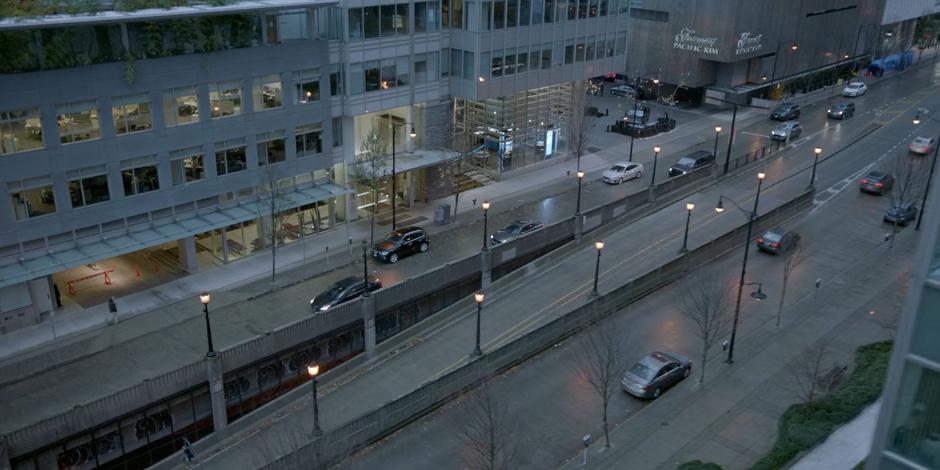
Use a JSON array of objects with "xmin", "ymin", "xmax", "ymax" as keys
[
  {"xmin": 809, "ymin": 147, "xmax": 822, "ymax": 189},
  {"xmin": 390, "ymin": 121, "xmax": 418, "ymax": 230},
  {"xmin": 628, "ymin": 99, "xmax": 639, "ymax": 162},
  {"xmin": 481, "ymin": 201, "xmax": 491, "ymax": 250},
  {"xmin": 680, "ymin": 202, "xmax": 694, "ymax": 253},
  {"xmin": 576, "ymin": 170, "xmax": 585, "ymax": 216},
  {"xmin": 307, "ymin": 363, "xmax": 322, "ymax": 437},
  {"xmin": 472, "ymin": 291, "xmax": 485, "ymax": 357},
  {"xmin": 715, "ymin": 172, "xmax": 766, "ymax": 364},
  {"xmin": 650, "ymin": 146, "xmax": 661, "ymax": 188},
  {"xmin": 361, "ymin": 241, "xmax": 371, "ymax": 296},
  {"xmin": 652, "ymin": 78, "xmax": 661, "ymax": 103},
  {"xmin": 199, "ymin": 292, "xmax": 215, "ymax": 357},
  {"xmin": 913, "ymin": 113, "xmax": 940, "ymax": 231},
  {"xmin": 592, "ymin": 241, "xmax": 605, "ymax": 296},
  {"xmin": 713, "ymin": 127, "xmax": 722, "ymax": 160}
]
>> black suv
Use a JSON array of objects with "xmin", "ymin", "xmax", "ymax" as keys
[
  {"xmin": 668, "ymin": 150, "xmax": 715, "ymax": 177},
  {"xmin": 310, "ymin": 276, "xmax": 382, "ymax": 312},
  {"xmin": 827, "ymin": 102, "xmax": 855, "ymax": 119},
  {"xmin": 372, "ymin": 226, "xmax": 429, "ymax": 263},
  {"xmin": 770, "ymin": 103, "xmax": 800, "ymax": 121}
]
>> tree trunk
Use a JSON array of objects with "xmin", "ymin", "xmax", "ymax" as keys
[
  {"xmin": 777, "ymin": 272, "xmax": 789, "ymax": 327},
  {"xmin": 602, "ymin": 400, "xmax": 610, "ymax": 448},
  {"xmin": 699, "ymin": 349, "xmax": 708, "ymax": 384}
]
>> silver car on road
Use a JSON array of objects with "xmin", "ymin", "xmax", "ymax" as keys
[{"xmin": 621, "ymin": 351, "xmax": 692, "ymax": 399}]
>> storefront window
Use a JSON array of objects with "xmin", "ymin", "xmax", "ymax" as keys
[
  {"xmin": 0, "ymin": 108, "xmax": 43, "ymax": 155},
  {"xmin": 112, "ymin": 94, "xmax": 152, "ymax": 135},
  {"xmin": 209, "ymin": 81, "xmax": 242, "ymax": 118},
  {"xmin": 170, "ymin": 148, "xmax": 205, "ymax": 185},
  {"xmin": 257, "ymin": 130, "xmax": 286, "ymax": 165},
  {"xmin": 57, "ymin": 100, "xmax": 100, "ymax": 144},
  {"xmin": 68, "ymin": 166, "xmax": 110, "ymax": 208},
  {"xmin": 253, "ymin": 75, "xmax": 282, "ymax": 110},
  {"xmin": 294, "ymin": 69, "xmax": 321, "ymax": 103},
  {"xmin": 121, "ymin": 156, "xmax": 160, "ymax": 196},
  {"xmin": 10, "ymin": 179, "xmax": 56, "ymax": 220}
]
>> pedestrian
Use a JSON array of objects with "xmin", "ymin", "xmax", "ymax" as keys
[{"xmin": 605, "ymin": 108, "xmax": 609, "ymax": 116}]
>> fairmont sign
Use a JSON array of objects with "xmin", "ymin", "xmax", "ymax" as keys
[
  {"xmin": 673, "ymin": 28, "xmax": 719, "ymax": 55},
  {"xmin": 735, "ymin": 32, "xmax": 764, "ymax": 55}
]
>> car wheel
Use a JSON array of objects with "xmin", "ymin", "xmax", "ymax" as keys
[
  {"xmin": 636, "ymin": 170, "xmax": 643, "ymax": 179},
  {"xmin": 618, "ymin": 177, "xmax": 623, "ymax": 184},
  {"xmin": 419, "ymin": 242, "xmax": 428, "ymax": 252},
  {"xmin": 388, "ymin": 253, "xmax": 399, "ymax": 263},
  {"xmin": 652, "ymin": 387, "xmax": 662, "ymax": 399},
  {"xmin": 683, "ymin": 367, "xmax": 691, "ymax": 378}
]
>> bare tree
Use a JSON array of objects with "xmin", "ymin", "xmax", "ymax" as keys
[
  {"xmin": 354, "ymin": 131, "xmax": 387, "ymax": 246},
  {"xmin": 786, "ymin": 342, "xmax": 830, "ymax": 414},
  {"xmin": 776, "ymin": 244, "xmax": 807, "ymax": 327},
  {"xmin": 575, "ymin": 325, "xmax": 627, "ymax": 449},
  {"xmin": 258, "ymin": 164, "xmax": 290, "ymax": 284},
  {"xmin": 677, "ymin": 269, "xmax": 731, "ymax": 385},
  {"xmin": 569, "ymin": 80, "xmax": 596, "ymax": 171},
  {"xmin": 459, "ymin": 381, "xmax": 518, "ymax": 470},
  {"xmin": 887, "ymin": 151, "xmax": 927, "ymax": 247}
]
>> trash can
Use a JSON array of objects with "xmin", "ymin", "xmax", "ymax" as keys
[{"xmin": 435, "ymin": 204, "xmax": 451, "ymax": 225}]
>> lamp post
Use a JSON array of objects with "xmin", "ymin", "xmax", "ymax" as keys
[
  {"xmin": 680, "ymin": 202, "xmax": 694, "ymax": 253},
  {"xmin": 481, "ymin": 201, "xmax": 490, "ymax": 250},
  {"xmin": 628, "ymin": 100, "xmax": 638, "ymax": 162},
  {"xmin": 199, "ymin": 292, "xmax": 215, "ymax": 357},
  {"xmin": 390, "ymin": 122, "xmax": 418, "ymax": 230},
  {"xmin": 592, "ymin": 241, "xmax": 605, "ymax": 296},
  {"xmin": 576, "ymin": 170, "xmax": 585, "ymax": 216},
  {"xmin": 808, "ymin": 147, "xmax": 822, "ymax": 189},
  {"xmin": 652, "ymin": 78, "xmax": 660, "ymax": 103},
  {"xmin": 715, "ymin": 172, "xmax": 766, "ymax": 364},
  {"xmin": 913, "ymin": 113, "xmax": 940, "ymax": 231},
  {"xmin": 307, "ymin": 363, "xmax": 323, "ymax": 437},
  {"xmin": 472, "ymin": 291, "xmax": 485, "ymax": 357},
  {"xmin": 361, "ymin": 241, "xmax": 371, "ymax": 295},
  {"xmin": 650, "ymin": 146, "xmax": 661, "ymax": 188},
  {"xmin": 713, "ymin": 127, "xmax": 722, "ymax": 159}
]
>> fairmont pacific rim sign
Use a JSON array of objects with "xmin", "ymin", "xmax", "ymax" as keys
[
  {"xmin": 735, "ymin": 32, "xmax": 764, "ymax": 55},
  {"xmin": 673, "ymin": 28, "xmax": 766, "ymax": 57}
]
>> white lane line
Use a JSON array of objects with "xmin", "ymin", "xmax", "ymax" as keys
[{"xmin": 741, "ymin": 131, "xmax": 770, "ymax": 138}]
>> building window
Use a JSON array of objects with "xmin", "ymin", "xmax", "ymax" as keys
[
  {"xmin": 265, "ymin": 9, "xmax": 308, "ymax": 44},
  {"xmin": 349, "ymin": 8, "xmax": 363, "ymax": 39},
  {"xmin": 112, "ymin": 94, "xmax": 152, "ymax": 135},
  {"xmin": 294, "ymin": 69, "xmax": 321, "ymax": 103},
  {"xmin": 215, "ymin": 140, "xmax": 248, "ymax": 175},
  {"xmin": 494, "ymin": 0, "xmax": 505, "ymax": 28},
  {"xmin": 254, "ymin": 75, "xmax": 283, "ymax": 110},
  {"xmin": 332, "ymin": 117, "xmax": 343, "ymax": 147},
  {"xmin": 163, "ymin": 87, "xmax": 199, "ymax": 127},
  {"xmin": 517, "ymin": 50, "xmax": 528, "ymax": 73},
  {"xmin": 888, "ymin": 362, "xmax": 940, "ymax": 468},
  {"xmin": 295, "ymin": 124, "xmax": 323, "ymax": 157},
  {"xmin": 9, "ymin": 178, "xmax": 55, "ymax": 220},
  {"xmin": 542, "ymin": 46, "xmax": 551, "ymax": 69},
  {"xmin": 68, "ymin": 166, "xmax": 110, "ymax": 208},
  {"xmin": 0, "ymin": 108, "xmax": 43, "ymax": 155},
  {"xmin": 170, "ymin": 148, "xmax": 205, "ymax": 185},
  {"xmin": 364, "ymin": 6, "xmax": 380, "ymax": 38},
  {"xmin": 364, "ymin": 61, "xmax": 380, "ymax": 92},
  {"xmin": 121, "ymin": 156, "xmax": 160, "ymax": 196},
  {"xmin": 507, "ymin": 0, "xmax": 518, "ymax": 27},
  {"xmin": 565, "ymin": 42, "xmax": 574, "ymax": 64},
  {"xmin": 415, "ymin": 53, "xmax": 429, "ymax": 84},
  {"xmin": 380, "ymin": 4, "xmax": 409, "ymax": 36},
  {"xmin": 257, "ymin": 130, "xmax": 286, "ymax": 165},
  {"xmin": 209, "ymin": 82, "xmax": 242, "ymax": 118},
  {"xmin": 481, "ymin": 1, "xmax": 493, "ymax": 30},
  {"xmin": 56, "ymin": 100, "xmax": 100, "ymax": 144},
  {"xmin": 491, "ymin": 53, "xmax": 503, "ymax": 77},
  {"xmin": 330, "ymin": 64, "xmax": 344, "ymax": 96}
]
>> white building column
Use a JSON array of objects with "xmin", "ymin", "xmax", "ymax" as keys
[{"xmin": 178, "ymin": 236, "xmax": 199, "ymax": 273}]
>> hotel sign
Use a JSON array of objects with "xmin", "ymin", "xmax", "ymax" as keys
[
  {"xmin": 673, "ymin": 28, "xmax": 720, "ymax": 56},
  {"xmin": 735, "ymin": 32, "xmax": 764, "ymax": 55}
]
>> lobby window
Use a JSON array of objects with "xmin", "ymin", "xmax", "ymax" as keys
[
  {"xmin": 265, "ymin": 9, "xmax": 308, "ymax": 44},
  {"xmin": 163, "ymin": 87, "xmax": 199, "ymax": 127},
  {"xmin": 294, "ymin": 69, "xmax": 321, "ymax": 103},
  {"xmin": 0, "ymin": 108, "xmax": 43, "ymax": 155},
  {"xmin": 363, "ymin": 6, "xmax": 380, "ymax": 38},
  {"xmin": 56, "ymin": 100, "xmax": 100, "ymax": 144},
  {"xmin": 215, "ymin": 139, "xmax": 247, "ymax": 176},
  {"xmin": 9, "ymin": 177, "xmax": 55, "ymax": 220},
  {"xmin": 365, "ymin": 61, "xmax": 380, "ymax": 92},
  {"xmin": 120, "ymin": 156, "xmax": 160, "ymax": 196},
  {"xmin": 112, "ymin": 94, "xmax": 152, "ymax": 135},
  {"xmin": 295, "ymin": 124, "xmax": 323, "ymax": 157},
  {"xmin": 254, "ymin": 75, "xmax": 283, "ymax": 110},
  {"xmin": 209, "ymin": 81, "xmax": 242, "ymax": 118},
  {"xmin": 330, "ymin": 64, "xmax": 344, "ymax": 96},
  {"xmin": 332, "ymin": 117, "xmax": 343, "ymax": 147},
  {"xmin": 68, "ymin": 166, "xmax": 110, "ymax": 208},
  {"xmin": 257, "ymin": 130, "xmax": 286, "ymax": 165},
  {"xmin": 349, "ymin": 8, "xmax": 363, "ymax": 39},
  {"xmin": 170, "ymin": 147, "xmax": 205, "ymax": 185}
]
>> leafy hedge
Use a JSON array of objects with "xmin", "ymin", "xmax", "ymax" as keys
[
  {"xmin": 678, "ymin": 460, "xmax": 724, "ymax": 470},
  {"xmin": 751, "ymin": 341, "xmax": 893, "ymax": 470}
]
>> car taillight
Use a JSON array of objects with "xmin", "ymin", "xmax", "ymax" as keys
[
  {"xmin": 771, "ymin": 242, "xmax": 780, "ymax": 248},
  {"xmin": 861, "ymin": 179, "xmax": 869, "ymax": 184},
  {"xmin": 756, "ymin": 238, "xmax": 764, "ymax": 244},
  {"xmin": 875, "ymin": 182, "xmax": 884, "ymax": 187}
]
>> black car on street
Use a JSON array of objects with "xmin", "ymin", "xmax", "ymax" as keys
[
  {"xmin": 310, "ymin": 276, "xmax": 382, "ymax": 312},
  {"xmin": 827, "ymin": 102, "xmax": 855, "ymax": 119},
  {"xmin": 884, "ymin": 203, "xmax": 917, "ymax": 226},
  {"xmin": 859, "ymin": 171, "xmax": 894, "ymax": 195},
  {"xmin": 372, "ymin": 226, "xmax": 430, "ymax": 263}
]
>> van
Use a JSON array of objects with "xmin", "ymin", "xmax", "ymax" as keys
[{"xmin": 668, "ymin": 150, "xmax": 715, "ymax": 177}]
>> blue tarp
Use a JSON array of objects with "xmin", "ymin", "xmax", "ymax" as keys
[{"xmin": 868, "ymin": 51, "xmax": 914, "ymax": 72}]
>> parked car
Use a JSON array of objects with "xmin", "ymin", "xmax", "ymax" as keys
[
  {"xmin": 770, "ymin": 103, "xmax": 800, "ymax": 121},
  {"xmin": 883, "ymin": 202, "xmax": 917, "ymax": 225},
  {"xmin": 490, "ymin": 220, "xmax": 544, "ymax": 245},
  {"xmin": 756, "ymin": 228, "xmax": 801, "ymax": 255},
  {"xmin": 770, "ymin": 122, "xmax": 803, "ymax": 141},
  {"xmin": 310, "ymin": 276, "xmax": 382, "ymax": 312},
  {"xmin": 602, "ymin": 162, "xmax": 644, "ymax": 184},
  {"xmin": 372, "ymin": 226, "xmax": 429, "ymax": 263},
  {"xmin": 909, "ymin": 136, "xmax": 936, "ymax": 155},
  {"xmin": 859, "ymin": 171, "xmax": 894, "ymax": 195},
  {"xmin": 842, "ymin": 81, "xmax": 868, "ymax": 97},
  {"xmin": 621, "ymin": 351, "xmax": 692, "ymax": 399},
  {"xmin": 611, "ymin": 85, "xmax": 636, "ymax": 97},
  {"xmin": 668, "ymin": 150, "xmax": 715, "ymax": 177},
  {"xmin": 827, "ymin": 102, "xmax": 856, "ymax": 119}
]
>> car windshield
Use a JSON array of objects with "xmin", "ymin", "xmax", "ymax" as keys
[
  {"xmin": 322, "ymin": 284, "xmax": 346, "ymax": 299},
  {"xmin": 762, "ymin": 231, "xmax": 782, "ymax": 242},
  {"xmin": 847, "ymin": 83, "xmax": 861, "ymax": 89},
  {"xmin": 503, "ymin": 223, "xmax": 523, "ymax": 233},
  {"xmin": 611, "ymin": 165, "xmax": 626, "ymax": 172},
  {"xmin": 675, "ymin": 158, "xmax": 695, "ymax": 169},
  {"xmin": 384, "ymin": 234, "xmax": 402, "ymax": 242},
  {"xmin": 914, "ymin": 137, "xmax": 931, "ymax": 145},
  {"xmin": 866, "ymin": 173, "xmax": 884, "ymax": 181},
  {"xmin": 629, "ymin": 362, "xmax": 656, "ymax": 381}
]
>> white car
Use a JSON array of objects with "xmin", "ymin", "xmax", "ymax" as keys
[
  {"xmin": 602, "ymin": 162, "xmax": 644, "ymax": 184},
  {"xmin": 842, "ymin": 82, "xmax": 868, "ymax": 97},
  {"xmin": 909, "ymin": 136, "xmax": 936, "ymax": 155}
]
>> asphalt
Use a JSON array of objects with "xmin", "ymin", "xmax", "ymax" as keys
[{"xmin": 188, "ymin": 58, "xmax": 940, "ymax": 468}]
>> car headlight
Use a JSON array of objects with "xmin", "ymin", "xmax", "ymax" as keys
[{"xmin": 319, "ymin": 304, "xmax": 331, "ymax": 311}]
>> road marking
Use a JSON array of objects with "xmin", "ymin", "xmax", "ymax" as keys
[{"xmin": 741, "ymin": 131, "xmax": 770, "ymax": 138}]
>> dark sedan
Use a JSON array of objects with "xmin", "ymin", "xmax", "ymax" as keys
[
  {"xmin": 310, "ymin": 276, "xmax": 382, "ymax": 312},
  {"xmin": 621, "ymin": 351, "xmax": 692, "ymax": 399},
  {"xmin": 827, "ymin": 102, "xmax": 855, "ymax": 119},
  {"xmin": 884, "ymin": 203, "xmax": 917, "ymax": 226},
  {"xmin": 756, "ymin": 228, "xmax": 800, "ymax": 255},
  {"xmin": 770, "ymin": 103, "xmax": 800, "ymax": 121},
  {"xmin": 372, "ymin": 226, "xmax": 429, "ymax": 263},
  {"xmin": 491, "ymin": 220, "xmax": 543, "ymax": 245},
  {"xmin": 859, "ymin": 171, "xmax": 894, "ymax": 195}
]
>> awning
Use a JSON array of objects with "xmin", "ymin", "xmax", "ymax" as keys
[
  {"xmin": 0, "ymin": 181, "xmax": 351, "ymax": 287},
  {"xmin": 711, "ymin": 54, "xmax": 867, "ymax": 97},
  {"xmin": 355, "ymin": 149, "xmax": 460, "ymax": 180}
]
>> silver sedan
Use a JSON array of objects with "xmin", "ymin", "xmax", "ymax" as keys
[{"xmin": 602, "ymin": 162, "xmax": 644, "ymax": 184}]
